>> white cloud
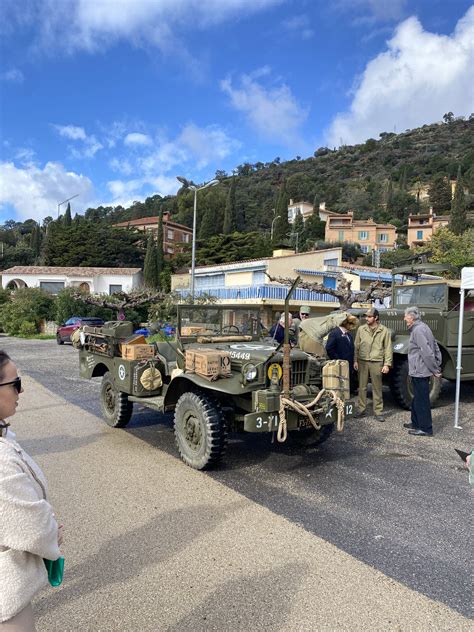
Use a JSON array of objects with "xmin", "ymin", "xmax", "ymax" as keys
[
  {"xmin": 7, "ymin": 0, "xmax": 282, "ymax": 57},
  {"xmin": 221, "ymin": 72, "xmax": 308, "ymax": 146},
  {"xmin": 53, "ymin": 123, "xmax": 103, "ymax": 158},
  {"xmin": 326, "ymin": 7, "xmax": 474, "ymax": 147},
  {"xmin": 0, "ymin": 161, "xmax": 94, "ymax": 222},
  {"xmin": 282, "ymin": 14, "xmax": 314, "ymax": 40},
  {"xmin": 1, "ymin": 68, "xmax": 24, "ymax": 83},
  {"xmin": 109, "ymin": 157, "xmax": 134, "ymax": 176},
  {"xmin": 177, "ymin": 123, "xmax": 241, "ymax": 169},
  {"xmin": 124, "ymin": 132, "xmax": 152, "ymax": 147},
  {"xmin": 335, "ymin": 0, "xmax": 407, "ymax": 24}
]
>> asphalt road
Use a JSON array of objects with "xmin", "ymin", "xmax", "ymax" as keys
[{"xmin": 3, "ymin": 337, "xmax": 473, "ymax": 624}]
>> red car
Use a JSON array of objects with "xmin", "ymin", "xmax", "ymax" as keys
[{"xmin": 56, "ymin": 316, "xmax": 105, "ymax": 344}]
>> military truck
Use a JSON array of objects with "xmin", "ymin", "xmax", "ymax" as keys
[
  {"xmin": 367, "ymin": 263, "xmax": 474, "ymax": 409},
  {"xmin": 78, "ymin": 304, "xmax": 353, "ymax": 470}
]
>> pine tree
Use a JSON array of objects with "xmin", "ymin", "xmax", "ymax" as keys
[
  {"xmin": 399, "ymin": 166, "xmax": 407, "ymax": 191},
  {"xmin": 156, "ymin": 212, "xmax": 165, "ymax": 285},
  {"xmin": 449, "ymin": 166, "xmax": 467, "ymax": 235},
  {"xmin": 63, "ymin": 203, "xmax": 72, "ymax": 227},
  {"xmin": 30, "ymin": 223, "xmax": 42, "ymax": 258},
  {"xmin": 223, "ymin": 177, "xmax": 237, "ymax": 234},
  {"xmin": 272, "ymin": 181, "xmax": 290, "ymax": 245},
  {"xmin": 143, "ymin": 235, "xmax": 159, "ymax": 288}
]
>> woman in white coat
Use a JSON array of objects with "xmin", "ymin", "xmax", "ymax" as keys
[{"xmin": 0, "ymin": 351, "xmax": 63, "ymax": 631}]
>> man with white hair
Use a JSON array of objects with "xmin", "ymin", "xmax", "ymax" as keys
[{"xmin": 403, "ymin": 306, "xmax": 442, "ymax": 437}]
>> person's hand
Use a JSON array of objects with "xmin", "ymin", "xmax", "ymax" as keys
[
  {"xmin": 57, "ymin": 524, "xmax": 64, "ymax": 547},
  {"xmin": 381, "ymin": 365, "xmax": 390, "ymax": 374},
  {"xmin": 433, "ymin": 372, "xmax": 442, "ymax": 378},
  {"xmin": 353, "ymin": 362, "xmax": 358, "ymax": 371}
]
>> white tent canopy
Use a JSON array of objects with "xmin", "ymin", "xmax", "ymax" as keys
[{"xmin": 454, "ymin": 267, "xmax": 474, "ymax": 429}]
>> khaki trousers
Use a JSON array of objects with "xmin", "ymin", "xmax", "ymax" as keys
[
  {"xmin": 0, "ymin": 604, "xmax": 36, "ymax": 632},
  {"xmin": 357, "ymin": 360, "xmax": 384, "ymax": 415}
]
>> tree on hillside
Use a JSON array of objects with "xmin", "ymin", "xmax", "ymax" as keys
[
  {"xmin": 272, "ymin": 182, "xmax": 290, "ymax": 245},
  {"xmin": 197, "ymin": 232, "xmax": 272, "ymax": 266},
  {"xmin": 428, "ymin": 175, "xmax": 452, "ymax": 213},
  {"xmin": 156, "ymin": 212, "xmax": 165, "ymax": 285},
  {"xmin": 301, "ymin": 207, "xmax": 326, "ymax": 250},
  {"xmin": 427, "ymin": 226, "xmax": 474, "ymax": 277},
  {"xmin": 291, "ymin": 211, "xmax": 305, "ymax": 252},
  {"xmin": 30, "ymin": 223, "xmax": 42, "ymax": 259},
  {"xmin": 449, "ymin": 166, "xmax": 467, "ymax": 235},
  {"xmin": 143, "ymin": 235, "xmax": 159, "ymax": 288},
  {"xmin": 63, "ymin": 203, "xmax": 72, "ymax": 227},
  {"xmin": 223, "ymin": 176, "xmax": 237, "ymax": 234}
]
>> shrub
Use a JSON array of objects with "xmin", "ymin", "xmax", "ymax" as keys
[
  {"xmin": 18, "ymin": 321, "xmax": 38, "ymax": 337},
  {"xmin": 0, "ymin": 288, "xmax": 55, "ymax": 335},
  {"xmin": 55, "ymin": 288, "xmax": 114, "ymax": 324}
]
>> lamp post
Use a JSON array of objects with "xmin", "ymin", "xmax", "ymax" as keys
[
  {"xmin": 271, "ymin": 215, "xmax": 281, "ymax": 241},
  {"xmin": 176, "ymin": 177, "xmax": 219, "ymax": 301},
  {"xmin": 57, "ymin": 193, "xmax": 79, "ymax": 219}
]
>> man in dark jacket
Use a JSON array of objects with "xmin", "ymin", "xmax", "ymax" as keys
[
  {"xmin": 326, "ymin": 323, "xmax": 356, "ymax": 394},
  {"xmin": 404, "ymin": 306, "xmax": 442, "ymax": 436}
]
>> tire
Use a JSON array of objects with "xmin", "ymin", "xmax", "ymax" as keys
[
  {"xmin": 56, "ymin": 334, "xmax": 64, "ymax": 345},
  {"xmin": 174, "ymin": 391, "xmax": 227, "ymax": 470},
  {"xmin": 291, "ymin": 423, "xmax": 334, "ymax": 448},
  {"xmin": 100, "ymin": 371, "xmax": 133, "ymax": 428},
  {"xmin": 389, "ymin": 356, "xmax": 442, "ymax": 410}
]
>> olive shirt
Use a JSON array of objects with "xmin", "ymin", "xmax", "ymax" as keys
[{"xmin": 354, "ymin": 323, "xmax": 393, "ymax": 366}]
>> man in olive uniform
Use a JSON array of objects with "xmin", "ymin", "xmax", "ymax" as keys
[{"xmin": 354, "ymin": 307, "xmax": 392, "ymax": 421}]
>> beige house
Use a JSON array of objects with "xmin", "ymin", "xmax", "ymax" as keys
[
  {"xmin": 113, "ymin": 212, "xmax": 192, "ymax": 258},
  {"xmin": 407, "ymin": 208, "xmax": 449, "ymax": 248},
  {"xmin": 287, "ymin": 199, "xmax": 314, "ymax": 223},
  {"xmin": 324, "ymin": 211, "xmax": 396, "ymax": 254}
]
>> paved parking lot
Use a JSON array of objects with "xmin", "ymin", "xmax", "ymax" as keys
[{"xmin": 2, "ymin": 336, "xmax": 473, "ymax": 627}]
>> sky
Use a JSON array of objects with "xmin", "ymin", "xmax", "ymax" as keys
[{"xmin": 0, "ymin": 0, "xmax": 473, "ymax": 224}]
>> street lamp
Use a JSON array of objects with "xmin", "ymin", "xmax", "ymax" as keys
[
  {"xmin": 271, "ymin": 215, "xmax": 281, "ymax": 241},
  {"xmin": 176, "ymin": 176, "xmax": 219, "ymax": 301},
  {"xmin": 57, "ymin": 194, "xmax": 79, "ymax": 219}
]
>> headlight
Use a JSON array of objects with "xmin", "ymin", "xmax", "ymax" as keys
[
  {"xmin": 243, "ymin": 363, "xmax": 258, "ymax": 382},
  {"xmin": 80, "ymin": 331, "xmax": 86, "ymax": 346}
]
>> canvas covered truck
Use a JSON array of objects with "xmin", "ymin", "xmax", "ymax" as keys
[{"xmin": 77, "ymin": 304, "xmax": 353, "ymax": 470}]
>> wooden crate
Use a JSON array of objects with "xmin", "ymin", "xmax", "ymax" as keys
[
  {"xmin": 185, "ymin": 349, "xmax": 231, "ymax": 380},
  {"xmin": 122, "ymin": 344, "xmax": 155, "ymax": 360}
]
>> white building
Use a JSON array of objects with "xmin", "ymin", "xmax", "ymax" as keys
[{"xmin": 1, "ymin": 266, "xmax": 143, "ymax": 295}]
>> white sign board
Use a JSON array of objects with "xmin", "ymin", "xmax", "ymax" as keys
[{"xmin": 461, "ymin": 267, "xmax": 474, "ymax": 290}]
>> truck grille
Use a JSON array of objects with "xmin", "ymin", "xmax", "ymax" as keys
[{"xmin": 291, "ymin": 360, "xmax": 307, "ymax": 386}]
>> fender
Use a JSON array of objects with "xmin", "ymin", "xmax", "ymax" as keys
[{"xmin": 164, "ymin": 374, "xmax": 240, "ymax": 410}]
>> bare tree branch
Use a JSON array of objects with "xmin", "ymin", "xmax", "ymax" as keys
[
  {"xmin": 72, "ymin": 288, "xmax": 166, "ymax": 316},
  {"xmin": 266, "ymin": 273, "xmax": 391, "ymax": 311}
]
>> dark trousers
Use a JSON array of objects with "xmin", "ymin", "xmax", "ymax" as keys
[{"xmin": 411, "ymin": 376, "xmax": 433, "ymax": 433}]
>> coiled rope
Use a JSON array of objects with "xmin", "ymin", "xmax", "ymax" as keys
[{"xmin": 277, "ymin": 389, "xmax": 345, "ymax": 443}]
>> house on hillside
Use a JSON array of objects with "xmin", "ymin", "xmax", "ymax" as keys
[
  {"xmin": 407, "ymin": 208, "xmax": 449, "ymax": 248},
  {"xmin": 113, "ymin": 212, "xmax": 192, "ymax": 258},
  {"xmin": 324, "ymin": 211, "xmax": 397, "ymax": 254},
  {"xmin": 1, "ymin": 266, "xmax": 143, "ymax": 295},
  {"xmin": 287, "ymin": 199, "xmax": 314, "ymax": 223}
]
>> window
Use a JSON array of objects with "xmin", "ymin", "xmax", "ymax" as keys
[
  {"xmin": 182, "ymin": 233, "xmax": 190, "ymax": 243},
  {"xmin": 196, "ymin": 274, "xmax": 225, "ymax": 288},
  {"xmin": 360, "ymin": 245, "xmax": 369, "ymax": 253},
  {"xmin": 378, "ymin": 233, "xmax": 388, "ymax": 242},
  {"xmin": 358, "ymin": 231, "xmax": 368, "ymax": 240},
  {"xmin": 417, "ymin": 230, "xmax": 423, "ymax": 240},
  {"xmin": 252, "ymin": 271, "xmax": 266, "ymax": 284},
  {"xmin": 39, "ymin": 281, "xmax": 65, "ymax": 294},
  {"xmin": 394, "ymin": 284, "xmax": 445, "ymax": 306},
  {"xmin": 109, "ymin": 284, "xmax": 122, "ymax": 294},
  {"xmin": 167, "ymin": 229, "xmax": 174, "ymax": 240},
  {"xmin": 338, "ymin": 231, "xmax": 344, "ymax": 241},
  {"xmin": 324, "ymin": 258, "xmax": 338, "ymax": 267}
]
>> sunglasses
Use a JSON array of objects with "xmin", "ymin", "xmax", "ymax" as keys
[{"xmin": 0, "ymin": 377, "xmax": 22, "ymax": 393}]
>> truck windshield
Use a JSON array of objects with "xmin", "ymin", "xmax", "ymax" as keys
[
  {"xmin": 394, "ymin": 284, "xmax": 445, "ymax": 306},
  {"xmin": 179, "ymin": 306, "xmax": 264, "ymax": 338}
]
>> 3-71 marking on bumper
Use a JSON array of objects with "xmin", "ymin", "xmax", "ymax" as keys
[{"xmin": 244, "ymin": 412, "xmax": 279, "ymax": 432}]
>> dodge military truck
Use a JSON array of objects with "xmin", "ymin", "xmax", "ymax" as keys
[
  {"xmin": 78, "ymin": 304, "xmax": 353, "ymax": 470},
  {"xmin": 368, "ymin": 263, "xmax": 474, "ymax": 409}
]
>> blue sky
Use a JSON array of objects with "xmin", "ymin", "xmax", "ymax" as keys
[{"xmin": 1, "ymin": 0, "xmax": 473, "ymax": 223}]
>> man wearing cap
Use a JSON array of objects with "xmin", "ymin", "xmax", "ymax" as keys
[{"xmin": 354, "ymin": 307, "xmax": 392, "ymax": 421}]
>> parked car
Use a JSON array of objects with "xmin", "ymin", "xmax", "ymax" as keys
[{"xmin": 56, "ymin": 316, "xmax": 105, "ymax": 344}]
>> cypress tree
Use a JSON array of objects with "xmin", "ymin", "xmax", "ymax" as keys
[
  {"xmin": 143, "ymin": 235, "xmax": 159, "ymax": 288},
  {"xmin": 292, "ymin": 211, "xmax": 305, "ymax": 252},
  {"xmin": 428, "ymin": 175, "xmax": 452, "ymax": 213},
  {"xmin": 449, "ymin": 166, "xmax": 467, "ymax": 235},
  {"xmin": 63, "ymin": 203, "xmax": 72, "ymax": 227},
  {"xmin": 272, "ymin": 181, "xmax": 290, "ymax": 245},
  {"xmin": 30, "ymin": 223, "xmax": 42, "ymax": 257},
  {"xmin": 156, "ymin": 212, "xmax": 165, "ymax": 285},
  {"xmin": 223, "ymin": 177, "xmax": 237, "ymax": 234}
]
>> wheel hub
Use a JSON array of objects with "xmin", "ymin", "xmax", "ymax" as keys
[
  {"xmin": 105, "ymin": 385, "xmax": 116, "ymax": 412},
  {"xmin": 183, "ymin": 413, "xmax": 202, "ymax": 451}
]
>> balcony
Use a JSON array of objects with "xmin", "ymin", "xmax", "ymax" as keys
[{"xmin": 175, "ymin": 284, "xmax": 338, "ymax": 303}]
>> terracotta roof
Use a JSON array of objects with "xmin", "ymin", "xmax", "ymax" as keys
[
  {"xmin": 195, "ymin": 247, "xmax": 343, "ymax": 271},
  {"xmin": 1, "ymin": 266, "xmax": 142, "ymax": 276},
  {"xmin": 113, "ymin": 216, "xmax": 192, "ymax": 231}
]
